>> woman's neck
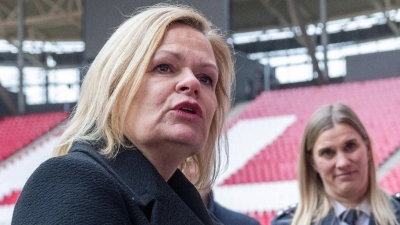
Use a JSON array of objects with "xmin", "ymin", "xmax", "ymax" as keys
[
  {"xmin": 136, "ymin": 142, "xmax": 196, "ymax": 181},
  {"xmin": 325, "ymin": 189, "xmax": 367, "ymax": 209},
  {"xmin": 332, "ymin": 194, "xmax": 365, "ymax": 209}
]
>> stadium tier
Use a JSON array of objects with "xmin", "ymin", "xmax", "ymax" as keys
[
  {"xmin": 0, "ymin": 112, "xmax": 68, "ymax": 161},
  {"xmin": 1, "ymin": 77, "xmax": 400, "ymax": 224},
  {"xmin": 213, "ymin": 76, "xmax": 400, "ymax": 224},
  {"xmin": 0, "ymin": 112, "xmax": 68, "ymax": 223},
  {"xmin": 380, "ymin": 163, "xmax": 400, "ymax": 194}
]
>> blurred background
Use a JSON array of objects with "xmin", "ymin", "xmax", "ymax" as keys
[{"xmin": 1, "ymin": 0, "xmax": 400, "ymax": 224}]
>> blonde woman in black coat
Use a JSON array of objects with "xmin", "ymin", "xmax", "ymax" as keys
[{"xmin": 12, "ymin": 4, "xmax": 234, "ymax": 225}]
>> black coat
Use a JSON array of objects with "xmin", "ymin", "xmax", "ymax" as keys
[
  {"xmin": 12, "ymin": 142, "xmax": 222, "ymax": 225},
  {"xmin": 271, "ymin": 196, "xmax": 400, "ymax": 225},
  {"xmin": 208, "ymin": 193, "xmax": 260, "ymax": 225}
]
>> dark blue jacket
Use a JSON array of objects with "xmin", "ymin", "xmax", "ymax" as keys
[
  {"xmin": 208, "ymin": 192, "xmax": 260, "ymax": 225},
  {"xmin": 272, "ymin": 196, "xmax": 400, "ymax": 225}
]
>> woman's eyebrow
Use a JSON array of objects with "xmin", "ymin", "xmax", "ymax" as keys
[
  {"xmin": 316, "ymin": 146, "xmax": 333, "ymax": 153},
  {"xmin": 343, "ymin": 138, "xmax": 357, "ymax": 145},
  {"xmin": 155, "ymin": 49, "xmax": 218, "ymax": 71},
  {"xmin": 155, "ymin": 49, "xmax": 182, "ymax": 60}
]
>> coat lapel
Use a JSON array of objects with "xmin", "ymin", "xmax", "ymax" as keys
[
  {"xmin": 71, "ymin": 143, "xmax": 216, "ymax": 225},
  {"xmin": 168, "ymin": 170, "xmax": 221, "ymax": 224}
]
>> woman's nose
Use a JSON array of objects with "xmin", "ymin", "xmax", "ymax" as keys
[
  {"xmin": 176, "ymin": 69, "xmax": 200, "ymax": 96},
  {"xmin": 336, "ymin": 152, "xmax": 351, "ymax": 168}
]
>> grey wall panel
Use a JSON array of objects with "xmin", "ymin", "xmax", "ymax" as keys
[
  {"xmin": 345, "ymin": 50, "xmax": 400, "ymax": 82},
  {"xmin": 234, "ymin": 52, "xmax": 265, "ymax": 103},
  {"xmin": 83, "ymin": 0, "xmax": 229, "ymax": 61}
]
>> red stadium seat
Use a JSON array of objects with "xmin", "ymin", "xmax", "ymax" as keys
[{"xmin": 0, "ymin": 112, "xmax": 68, "ymax": 161}]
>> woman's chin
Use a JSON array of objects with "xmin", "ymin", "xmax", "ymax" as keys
[
  {"xmin": 172, "ymin": 133, "xmax": 204, "ymax": 149},
  {"xmin": 337, "ymin": 184, "xmax": 366, "ymax": 200},
  {"xmin": 167, "ymin": 126, "xmax": 206, "ymax": 146}
]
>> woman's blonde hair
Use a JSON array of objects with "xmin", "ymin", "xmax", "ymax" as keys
[
  {"xmin": 292, "ymin": 103, "xmax": 398, "ymax": 225},
  {"xmin": 54, "ymin": 3, "xmax": 235, "ymax": 190}
]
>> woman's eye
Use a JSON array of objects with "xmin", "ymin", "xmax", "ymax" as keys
[
  {"xmin": 155, "ymin": 64, "xmax": 171, "ymax": 73},
  {"xmin": 198, "ymin": 75, "xmax": 213, "ymax": 86},
  {"xmin": 320, "ymin": 149, "xmax": 334, "ymax": 158},
  {"xmin": 345, "ymin": 142, "xmax": 357, "ymax": 151}
]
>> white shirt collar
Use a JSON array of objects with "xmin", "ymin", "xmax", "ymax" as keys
[{"xmin": 333, "ymin": 199, "xmax": 371, "ymax": 217}]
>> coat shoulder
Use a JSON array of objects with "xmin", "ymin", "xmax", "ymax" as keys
[
  {"xmin": 12, "ymin": 152, "xmax": 133, "ymax": 224},
  {"xmin": 271, "ymin": 204, "xmax": 297, "ymax": 225}
]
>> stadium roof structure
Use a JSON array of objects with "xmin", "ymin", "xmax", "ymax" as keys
[
  {"xmin": 0, "ymin": 0, "xmax": 399, "ymax": 115},
  {"xmin": 231, "ymin": 0, "xmax": 400, "ymax": 33},
  {"xmin": 1, "ymin": 0, "xmax": 399, "ymax": 75},
  {"xmin": 0, "ymin": 0, "xmax": 399, "ymax": 43},
  {"xmin": 0, "ymin": 0, "xmax": 82, "ymax": 42}
]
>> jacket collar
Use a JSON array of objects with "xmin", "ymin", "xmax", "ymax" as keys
[
  {"xmin": 70, "ymin": 142, "xmax": 219, "ymax": 225},
  {"xmin": 318, "ymin": 209, "xmax": 338, "ymax": 225},
  {"xmin": 320, "ymin": 207, "xmax": 377, "ymax": 225}
]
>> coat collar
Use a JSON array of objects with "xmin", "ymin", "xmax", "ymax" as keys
[{"xmin": 70, "ymin": 142, "xmax": 219, "ymax": 225}]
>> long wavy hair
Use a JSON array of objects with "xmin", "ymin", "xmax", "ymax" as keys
[
  {"xmin": 292, "ymin": 103, "xmax": 398, "ymax": 225},
  {"xmin": 54, "ymin": 3, "xmax": 235, "ymax": 190}
]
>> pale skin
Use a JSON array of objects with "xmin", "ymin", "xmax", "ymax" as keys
[
  {"xmin": 311, "ymin": 123, "xmax": 371, "ymax": 208},
  {"xmin": 124, "ymin": 23, "xmax": 218, "ymax": 181}
]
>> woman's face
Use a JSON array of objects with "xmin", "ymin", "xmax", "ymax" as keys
[
  {"xmin": 124, "ymin": 23, "xmax": 218, "ymax": 161},
  {"xmin": 311, "ymin": 123, "xmax": 370, "ymax": 202}
]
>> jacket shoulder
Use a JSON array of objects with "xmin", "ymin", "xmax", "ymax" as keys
[
  {"xmin": 212, "ymin": 201, "xmax": 260, "ymax": 225},
  {"xmin": 271, "ymin": 204, "xmax": 297, "ymax": 225},
  {"xmin": 393, "ymin": 193, "xmax": 400, "ymax": 203},
  {"xmin": 391, "ymin": 192, "xmax": 400, "ymax": 210}
]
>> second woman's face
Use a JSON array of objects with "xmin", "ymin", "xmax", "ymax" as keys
[
  {"xmin": 311, "ymin": 123, "xmax": 370, "ymax": 202},
  {"xmin": 124, "ymin": 23, "xmax": 218, "ymax": 159}
]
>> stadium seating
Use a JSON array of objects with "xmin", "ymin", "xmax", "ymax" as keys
[
  {"xmin": 224, "ymin": 77, "xmax": 400, "ymax": 185},
  {"xmin": 379, "ymin": 163, "xmax": 400, "ymax": 194},
  {"xmin": 0, "ymin": 112, "xmax": 68, "ymax": 161},
  {"xmin": 215, "ymin": 76, "xmax": 400, "ymax": 224},
  {"xmin": 2, "ymin": 77, "xmax": 400, "ymax": 225},
  {"xmin": 0, "ymin": 191, "xmax": 21, "ymax": 205}
]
